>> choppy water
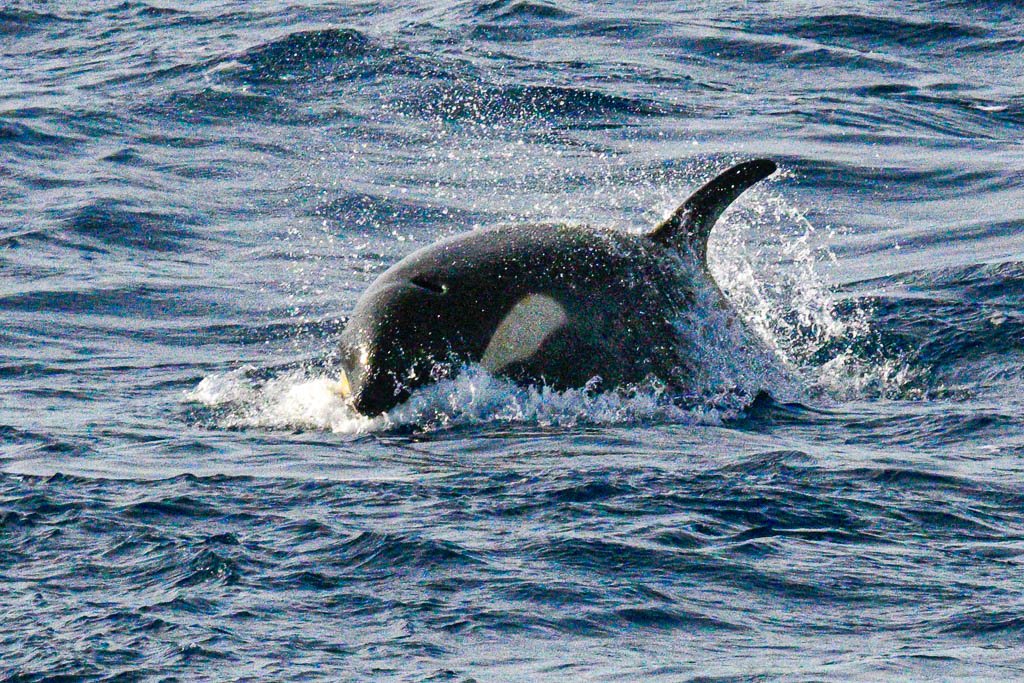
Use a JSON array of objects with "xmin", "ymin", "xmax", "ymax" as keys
[{"xmin": 3, "ymin": 1, "xmax": 1024, "ymax": 680}]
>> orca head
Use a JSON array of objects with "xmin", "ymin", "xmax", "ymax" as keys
[
  {"xmin": 337, "ymin": 268, "xmax": 469, "ymax": 416},
  {"xmin": 336, "ymin": 246, "xmax": 573, "ymax": 416}
]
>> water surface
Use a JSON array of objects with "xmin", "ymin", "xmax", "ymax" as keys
[{"xmin": 2, "ymin": 1, "xmax": 1024, "ymax": 680}]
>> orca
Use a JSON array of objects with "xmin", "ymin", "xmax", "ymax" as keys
[{"xmin": 335, "ymin": 159, "xmax": 778, "ymax": 415}]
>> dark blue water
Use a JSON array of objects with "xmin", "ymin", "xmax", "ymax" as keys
[{"xmin": 3, "ymin": 1, "xmax": 1024, "ymax": 679}]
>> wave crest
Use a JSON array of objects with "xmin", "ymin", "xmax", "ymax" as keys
[{"xmin": 232, "ymin": 28, "xmax": 375, "ymax": 84}]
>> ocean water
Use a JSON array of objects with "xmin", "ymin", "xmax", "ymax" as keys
[{"xmin": 2, "ymin": 1, "xmax": 1024, "ymax": 680}]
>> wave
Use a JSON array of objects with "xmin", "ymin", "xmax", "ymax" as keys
[
  {"xmin": 470, "ymin": 2, "xmax": 666, "ymax": 43},
  {"xmin": 314, "ymin": 192, "xmax": 484, "ymax": 232},
  {"xmin": 789, "ymin": 156, "xmax": 1019, "ymax": 202},
  {"xmin": 0, "ymin": 118, "xmax": 81, "ymax": 150},
  {"xmin": 157, "ymin": 87, "xmax": 280, "ymax": 125},
  {"xmin": 230, "ymin": 28, "xmax": 377, "ymax": 85},
  {"xmin": 475, "ymin": 0, "xmax": 574, "ymax": 21},
  {"xmin": 849, "ymin": 261, "xmax": 1024, "ymax": 395},
  {"xmin": 0, "ymin": 284, "xmax": 184, "ymax": 317},
  {"xmin": 61, "ymin": 199, "xmax": 198, "ymax": 253},
  {"xmin": 773, "ymin": 13, "xmax": 988, "ymax": 49},
  {"xmin": 206, "ymin": 26, "xmax": 666, "ymax": 130},
  {"xmin": 391, "ymin": 81, "xmax": 665, "ymax": 126},
  {"xmin": 471, "ymin": 0, "xmax": 576, "ymax": 41},
  {"xmin": 0, "ymin": 8, "xmax": 71, "ymax": 36}
]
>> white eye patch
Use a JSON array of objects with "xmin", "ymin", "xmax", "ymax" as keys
[{"xmin": 481, "ymin": 294, "xmax": 568, "ymax": 374}]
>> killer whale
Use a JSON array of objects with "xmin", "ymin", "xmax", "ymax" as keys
[{"xmin": 336, "ymin": 159, "xmax": 778, "ymax": 415}]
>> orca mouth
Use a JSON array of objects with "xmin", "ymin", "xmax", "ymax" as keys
[
  {"xmin": 351, "ymin": 381, "xmax": 409, "ymax": 416},
  {"xmin": 330, "ymin": 367, "xmax": 352, "ymax": 399},
  {"xmin": 333, "ymin": 363, "xmax": 411, "ymax": 416}
]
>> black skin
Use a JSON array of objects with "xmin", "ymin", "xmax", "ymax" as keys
[{"xmin": 338, "ymin": 159, "xmax": 777, "ymax": 415}]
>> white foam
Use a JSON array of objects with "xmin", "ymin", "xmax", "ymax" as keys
[
  {"xmin": 184, "ymin": 364, "xmax": 736, "ymax": 434},
  {"xmin": 185, "ymin": 367, "xmax": 378, "ymax": 433}
]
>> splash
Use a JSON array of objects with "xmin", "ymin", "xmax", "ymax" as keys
[
  {"xmin": 708, "ymin": 178, "xmax": 919, "ymax": 400},
  {"xmin": 185, "ymin": 366, "xmax": 375, "ymax": 433},
  {"xmin": 184, "ymin": 364, "xmax": 738, "ymax": 434}
]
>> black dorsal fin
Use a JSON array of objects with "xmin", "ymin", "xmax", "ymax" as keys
[{"xmin": 648, "ymin": 159, "xmax": 777, "ymax": 263}]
